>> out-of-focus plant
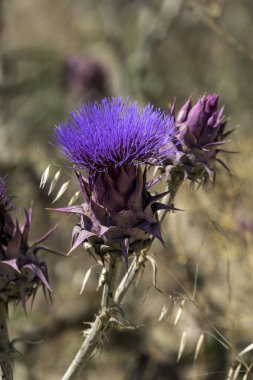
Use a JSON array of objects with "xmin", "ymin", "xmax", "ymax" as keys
[
  {"xmin": 0, "ymin": 177, "xmax": 59, "ymax": 380},
  {"xmin": 62, "ymin": 55, "xmax": 109, "ymax": 101},
  {"xmin": 47, "ymin": 94, "xmax": 234, "ymax": 380}
]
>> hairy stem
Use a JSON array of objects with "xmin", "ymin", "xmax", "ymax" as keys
[
  {"xmin": 0, "ymin": 302, "xmax": 13, "ymax": 380},
  {"xmin": 61, "ymin": 253, "xmax": 122, "ymax": 380},
  {"xmin": 61, "ymin": 309, "xmax": 111, "ymax": 380},
  {"xmin": 101, "ymin": 253, "xmax": 122, "ymax": 310}
]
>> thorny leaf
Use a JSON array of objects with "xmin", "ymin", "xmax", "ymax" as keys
[
  {"xmin": 52, "ymin": 180, "xmax": 71, "ymax": 203},
  {"xmin": 48, "ymin": 169, "xmax": 61, "ymax": 195},
  {"xmin": 40, "ymin": 164, "xmax": 50, "ymax": 189}
]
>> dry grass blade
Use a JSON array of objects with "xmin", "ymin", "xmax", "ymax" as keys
[
  {"xmin": 194, "ymin": 333, "xmax": 204, "ymax": 361},
  {"xmin": 239, "ymin": 343, "xmax": 253, "ymax": 357},
  {"xmin": 177, "ymin": 331, "xmax": 187, "ymax": 363},
  {"xmin": 174, "ymin": 299, "xmax": 185, "ymax": 326},
  {"xmin": 48, "ymin": 169, "xmax": 61, "ymax": 195},
  {"xmin": 52, "ymin": 180, "xmax": 70, "ymax": 203},
  {"xmin": 39, "ymin": 164, "xmax": 50, "ymax": 189},
  {"xmin": 68, "ymin": 191, "xmax": 81, "ymax": 206},
  {"xmin": 227, "ymin": 367, "xmax": 234, "ymax": 380},
  {"xmin": 158, "ymin": 304, "xmax": 169, "ymax": 322},
  {"xmin": 80, "ymin": 266, "xmax": 95, "ymax": 295},
  {"xmin": 146, "ymin": 255, "xmax": 162, "ymax": 292},
  {"xmin": 97, "ymin": 267, "xmax": 107, "ymax": 290},
  {"xmin": 232, "ymin": 364, "xmax": 242, "ymax": 380}
]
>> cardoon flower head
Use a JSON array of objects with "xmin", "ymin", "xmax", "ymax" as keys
[
  {"xmin": 53, "ymin": 98, "xmax": 175, "ymax": 264},
  {"xmin": 164, "ymin": 93, "xmax": 232, "ymax": 184},
  {"xmin": 54, "ymin": 98, "xmax": 174, "ymax": 173},
  {"xmin": 0, "ymin": 177, "xmax": 54, "ymax": 307}
]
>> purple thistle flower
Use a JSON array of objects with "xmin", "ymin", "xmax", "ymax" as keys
[
  {"xmin": 53, "ymin": 97, "xmax": 175, "ymax": 174},
  {"xmin": 53, "ymin": 98, "xmax": 176, "ymax": 265}
]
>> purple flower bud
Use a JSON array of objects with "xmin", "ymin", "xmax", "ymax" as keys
[
  {"xmin": 53, "ymin": 98, "xmax": 176, "ymax": 264},
  {"xmin": 162, "ymin": 93, "xmax": 233, "ymax": 185}
]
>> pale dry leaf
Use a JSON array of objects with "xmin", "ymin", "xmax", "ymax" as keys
[
  {"xmin": 97, "ymin": 267, "xmax": 107, "ymax": 290},
  {"xmin": 177, "ymin": 331, "xmax": 187, "ymax": 363},
  {"xmin": 232, "ymin": 364, "xmax": 242, "ymax": 380},
  {"xmin": 52, "ymin": 180, "xmax": 71, "ymax": 203},
  {"xmin": 68, "ymin": 191, "xmax": 81, "ymax": 206},
  {"xmin": 194, "ymin": 333, "xmax": 205, "ymax": 361},
  {"xmin": 227, "ymin": 367, "xmax": 234, "ymax": 380},
  {"xmin": 146, "ymin": 255, "xmax": 161, "ymax": 292},
  {"xmin": 48, "ymin": 169, "xmax": 61, "ymax": 195},
  {"xmin": 238, "ymin": 343, "xmax": 253, "ymax": 357},
  {"xmin": 158, "ymin": 304, "xmax": 169, "ymax": 322},
  {"xmin": 174, "ymin": 299, "xmax": 185, "ymax": 326},
  {"xmin": 40, "ymin": 164, "xmax": 50, "ymax": 189},
  {"xmin": 80, "ymin": 266, "xmax": 94, "ymax": 295}
]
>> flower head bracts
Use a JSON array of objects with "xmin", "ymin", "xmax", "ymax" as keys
[{"xmin": 53, "ymin": 97, "xmax": 175, "ymax": 173}]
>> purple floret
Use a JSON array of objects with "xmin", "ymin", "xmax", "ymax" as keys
[{"xmin": 53, "ymin": 97, "xmax": 175, "ymax": 173}]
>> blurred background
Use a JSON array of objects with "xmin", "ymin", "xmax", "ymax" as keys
[{"xmin": 1, "ymin": 0, "xmax": 253, "ymax": 379}]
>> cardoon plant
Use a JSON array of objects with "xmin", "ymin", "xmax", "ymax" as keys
[
  {"xmin": 52, "ymin": 97, "xmax": 177, "ymax": 379},
  {"xmin": 0, "ymin": 177, "xmax": 56, "ymax": 379}
]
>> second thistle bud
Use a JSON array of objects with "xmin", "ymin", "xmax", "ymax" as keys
[{"xmin": 164, "ymin": 93, "xmax": 232, "ymax": 185}]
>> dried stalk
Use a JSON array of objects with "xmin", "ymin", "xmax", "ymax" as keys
[{"xmin": 0, "ymin": 302, "xmax": 13, "ymax": 380}]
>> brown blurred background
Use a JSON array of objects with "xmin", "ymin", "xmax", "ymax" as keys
[{"xmin": 1, "ymin": 0, "xmax": 253, "ymax": 379}]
